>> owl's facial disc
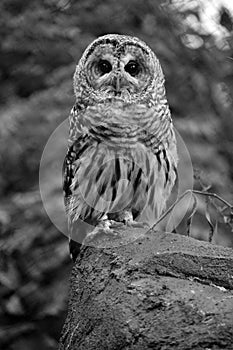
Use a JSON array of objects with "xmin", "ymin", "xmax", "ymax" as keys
[
  {"xmin": 118, "ymin": 51, "xmax": 151, "ymax": 92},
  {"xmin": 85, "ymin": 44, "xmax": 153, "ymax": 100}
]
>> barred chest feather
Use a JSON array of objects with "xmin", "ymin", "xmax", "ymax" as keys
[{"xmin": 64, "ymin": 102, "xmax": 177, "ymax": 226}]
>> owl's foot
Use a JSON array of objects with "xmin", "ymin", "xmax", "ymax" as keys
[
  {"xmin": 108, "ymin": 220, "xmax": 125, "ymax": 229},
  {"xmin": 124, "ymin": 219, "xmax": 149, "ymax": 229},
  {"xmin": 121, "ymin": 211, "xmax": 149, "ymax": 228},
  {"xmin": 82, "ymin": 219, "xmax": 120, "ymax": 246},
  {"xmin": 126, "ymin": 220, "xmax": 149, "ymax": 228},
  {"xmin": 109, "ymin": 211, "xmax": 149, "ymax": 229}
]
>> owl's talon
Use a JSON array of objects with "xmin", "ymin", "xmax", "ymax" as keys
[
  {"xmin": 82, "ymin": 220, "xmax": 121, "ymax": 246},
  {"xmin": 109, "ymin": 220, "xmax": 125, "ymax": 229},
  {"xmin": 125, "ymin": 221, "xmax": 149, "ymax": 229},
  {"xmin": 117, "ymin": 210, "xmax": 149, "ymax": 229},
  {"xmin": 108, "ymin": 218, "xmax": 148, "ymax": 229}
]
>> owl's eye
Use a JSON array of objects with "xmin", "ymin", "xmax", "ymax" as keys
[
  {"xmin": 125, "ymin": 60, "xmax": 140, "ymax": 77},
  {"xmin": 97, "ymin": 60, "xmax": 112, "ymax": 75}
]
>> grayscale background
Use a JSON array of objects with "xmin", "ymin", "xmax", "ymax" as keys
[{"xmin": 0, "ymin": 0, "xmax": 233, "ymax": 348}]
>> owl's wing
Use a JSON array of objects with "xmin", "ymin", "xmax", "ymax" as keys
[
  {"xmin": 63, "ymin": 133, "xmax": 93, "ymax": 261},
  {"xmin": 137, "ymin": 107, "xmax": 177, "ymax": 226},
  {"xmin": 68, "ymin": 104, "xmax": 89, "ymax": 146}
]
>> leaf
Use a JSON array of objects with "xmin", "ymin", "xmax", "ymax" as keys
[
  {"xmin": 212, "ymin": 221, "xmax": 218, "ymax": 242},
  {"xmin": 204, "ymin": 197, "xmax": 214, "ymax": 242},
  {"xmin": 186, "ymin": 194, "xmax": 197, "ymax": 236}
]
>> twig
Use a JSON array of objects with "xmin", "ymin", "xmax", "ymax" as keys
[
  {"xmin": 148, "ymin": 189, "xmax": 193, "ymax": 232},
  {"xmin": 191, "ymin": 190, "xmax": 233, "ymax": 209},
  {"xmin": 148, "ymin": 189, "xmax": 233, "ymax": 234}
]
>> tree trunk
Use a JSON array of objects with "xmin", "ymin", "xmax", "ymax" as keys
[{"xmin": 59, "ymin": 229, "xmax": 233, "ymax": 349}]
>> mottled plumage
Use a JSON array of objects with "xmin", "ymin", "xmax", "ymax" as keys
[{"xmin": 63, "ymin": 34, "xmax": 178, "ymax": 260}]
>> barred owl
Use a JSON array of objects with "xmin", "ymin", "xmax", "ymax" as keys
[{"xmin": 63, "ymin": 34, "xmax": 178, "ymax": 261}]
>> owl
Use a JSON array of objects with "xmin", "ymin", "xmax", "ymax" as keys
[{"xmin": 63, "ymin": 34, "xmax": 178, "ymax": 261}]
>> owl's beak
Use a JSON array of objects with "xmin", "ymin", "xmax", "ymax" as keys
[{"xmin": 112, "ymin": 73, "xmax": 121, "ymax": 93}]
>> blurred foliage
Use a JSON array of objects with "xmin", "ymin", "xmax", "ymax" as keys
[{"xmin": 0, "ymin": 0, "xmax": 233, "ymax": 348}]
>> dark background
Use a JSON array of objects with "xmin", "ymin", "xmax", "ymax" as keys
[{"xmin": 0, "ymin": 0, "xmax": 233, "ymax": 348}]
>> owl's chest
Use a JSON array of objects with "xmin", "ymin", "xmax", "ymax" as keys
[
  {"xmin": 68, "ymin": 133, "xmax": 177, "ymax": 225},
  {"xmin": 81, "ymin": 139, "xmax": 155, "ymax": 182},
  {"xmin": 78, "ymin": 138, "xmax": 174, "ymax": 203},
  {"xmin": 88, "ymin": 121, "xmax": 142, "ymax": 149}
]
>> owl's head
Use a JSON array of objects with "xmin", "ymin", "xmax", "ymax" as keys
[{"xmin": 74, "ymin": 34, "xmax": 166, "ymax": 106}]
